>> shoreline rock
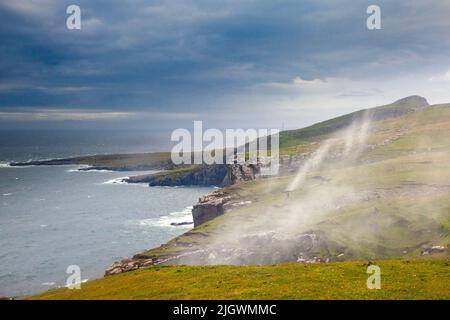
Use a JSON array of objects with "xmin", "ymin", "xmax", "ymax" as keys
[
  {"xmin": 125, "ymin": 164, "xmax": 229, "ymax": 186},
  {"xmin": 125, "ymin": 163, "xmax": 261, "ymax": 187},
  {"xmin": 192, "ymin": 191, "xmax": 231, "ymax": 227}
]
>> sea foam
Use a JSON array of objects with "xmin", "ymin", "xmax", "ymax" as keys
[
  {"xmin": 101, "ymin": 177, "xmax": 129, "ymax": 185},
  {"xmin": 101, "ymin": 177, "xmax": 148, "ymax": 187},
  {"xmin": 66, "ymin": 165, "xmax": 91, "ymax": 172},
  {"xmin": 138, "ymin": 206, "xmax": 194, "ymax": 228}
]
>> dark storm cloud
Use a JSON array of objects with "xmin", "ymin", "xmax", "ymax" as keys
[{"xmin": 1, "ymin": 0, "xmax": 450, "ymax": 126}]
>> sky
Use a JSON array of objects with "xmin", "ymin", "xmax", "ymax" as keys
[{"xmin": 1, "ymin": 0, "xmax": 450, "ymax": 131}]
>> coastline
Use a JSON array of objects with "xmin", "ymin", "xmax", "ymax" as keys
[
  {"xmin": 5, "ymin": 155, "xmax": 258, "ymax": 285},
  {"xmin": 9, "ymin": 152, "xmax": 174, "ymax": 172},
  {"xmin": 0, "ymin": 160, "xmax": 215, "ymax": 298},
  {"xmin": 8, "ymin": 99, "xmax": 450, "ymax": 299}
]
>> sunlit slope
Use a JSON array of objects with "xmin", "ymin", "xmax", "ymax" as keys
[
  {"xmin": 30, "ymin": 260, "xmax": 450, "ymax": 300},
  {"xmin": 141, "ymin": 104, "xmax": 450, "ymax": 262},
  {"xmin": 279, "ymin": 95, "xmax": 429, "ymax": 153}
]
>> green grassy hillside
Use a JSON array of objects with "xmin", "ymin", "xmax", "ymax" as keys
[
  {"xmin": 29, "ymin": 98, "xmax": 450, "ymax": 300},
  {"xmin": 31, "ymin": 259, "xmax": 449, "ymax": 300},
  {"xmin": 137, "ymin": 103, "xmax": 450, "ymax": 264},
  {"xmin": 279, "ymin": 95, "xmax": 429, "ymax": 153}
]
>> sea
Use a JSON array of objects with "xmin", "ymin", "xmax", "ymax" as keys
[{"xmin": 0, "ymin": 129, "xmax": 213, "ymax": 298}]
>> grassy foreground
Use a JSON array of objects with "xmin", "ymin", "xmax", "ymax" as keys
[{"xmin": 31, "ymin": 259, "xmax": 449, "ymax": 300}]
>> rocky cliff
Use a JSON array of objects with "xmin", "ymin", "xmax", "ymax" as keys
[
  {"xmin": 125, "ymin": 164, "xmax": 228, "ymax": 186},
  {"xmin": 190, "ymin": 164, "xmax": 260, "ymax": 226},
  {"xmin": 126, "ymin": 163, "xmax": 261, "ymax": 187},
  {"xmin": 192, "ymin": 190, "xmax": 231, "ymax": 226}
]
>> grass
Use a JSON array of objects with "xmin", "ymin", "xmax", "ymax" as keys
[
  {"xmin": 135, "ymin": 104, "xmax": 450, "ymax": 263},
  {"xmin": 30, "ymin": 259, "xmax": 450, "ymax": 300},
  {"xmin": 26, "ymin": 101, "xmax": 450, "ymax": 300}
]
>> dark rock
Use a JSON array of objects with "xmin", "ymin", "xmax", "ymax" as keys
[
  {"xmin": 421, "ymin": 245, "xmax": 447, "ymax": 255},
  {"xmin": 222, "ymin": 163, "xmax": 260, "ymax": 185},
  {"xmin": 126, "ymin": 164, "xmax": 228, "ymax": 187},
  {"xmin": 105, "ymin": 257, "xmax": 156, "ymax": 276},
  {"xmin": 191, "ymin": 190, "xmax": 235, "ymax": 227},
  {"xmin": 126, "ymin": 163, "xmax": 260, "ymax": 187},
  {"xmin": 192, "ymin": 199, "xmax": 225, "ymax": 227},
  {"xmin": 170, "ymin": 221, "xmax": 193, "ymax": 226}
]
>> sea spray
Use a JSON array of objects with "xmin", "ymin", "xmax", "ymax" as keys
[
  {"xmin": 180, "ymin": 115, "xmax": 376, "ymax": 266},
  {"xmin": 285, "ymin": 140, "xmax": 333, "ymax": 192},
  {"xmin": 286, "ymin": 114, "xmax": 372, "ymax": 192}
]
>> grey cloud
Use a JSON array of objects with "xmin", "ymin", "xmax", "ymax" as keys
[{"xmin": 1, "ymin": 0, "xmax": 450, "ymax": 128}]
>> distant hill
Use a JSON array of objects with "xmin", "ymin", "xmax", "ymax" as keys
[{"xmin": 280, "ymin": 95, "xmax": 429, "ymax": 150}]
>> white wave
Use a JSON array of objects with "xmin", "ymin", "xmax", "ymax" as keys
[
  {"xmin": 41, "ymin": 282, "xmax": 56, "ymax": 286},
  {"xmin": 82, "ymin": 168, "xmax": 114, "ymax": 173},
  {"xmin": 100, "ymin": 177, "xmax": 148, "ymax": 187},
  {"xmin": 0, "ymin": 162, "xmax": 33, "ymax": 169},
  {"xmin": 101, "ymin": 177, "xmax": 129, "ymax": 185},
  {"xmin": 67, "ymin": 165, "xmax": 118, "ymax": 173},
  {"xmin": 66, "ymin": 165, "xmax": 91, "ymax": 172},
  {"xmin": 2, "ymin": 193, "xmax": 12, "ymax": 196},
  {"xmin": 138, "ymin": 206, "xmax": 194, "ymax": 228}
]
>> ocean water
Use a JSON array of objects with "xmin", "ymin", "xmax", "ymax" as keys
[
  {"xmin": 0, "ymin": 129, "xmax": 171, "ymax": 163},
  {"xmin": 0, "ymin": 130, "xmax": 213, "ymax": 297}
]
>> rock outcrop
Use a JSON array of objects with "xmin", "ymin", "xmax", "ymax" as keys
[
  {"xmin": 191, "ymin": 176, "xmax": 260, "ymax": 226},
  {"xmin": 192, "ymin": 191, "xmax": 233, "ymax": 227},
  {"xmin": 126, "ymin": 163, "xmax": 261, "ymax": 187},
  {"xmin": 105, "ymin": 254, "xmax": 178, "ymax": 276},
  {"xmin": 125, "ymin": 164, "xmax": 228, "ymax": 186},
  {"xmin": 222, "ymin": 163, "xmax": 260, "ymax": 185},
  {"xmin": 420, "ymin": 245, "xmax": 447, "ymax": 256}
]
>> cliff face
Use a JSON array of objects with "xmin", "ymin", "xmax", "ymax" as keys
[
  {"xmin": 126, "ymin": 163, "xmax": 261, "ymax": 187},
  {"xmin": 190, "ymin": 164, "xmax": 261, "ymax": 226},
  {"xmin": 192, "ymin": 191, "xmax": 231, "ymax": 226},
  {"xmin": 223, "ymin": 163, "xmax": 260, "ymax": 185},
  {"xmin": 125, "ymin": 164, "xmax": 228, "ymax": 186},
  {"xmin": 191, "ymin": 191, "xmax": 257, "ymax": 227},
  {"xmin": 190, "ymin": 163, "xmax": 264, "ymax": 226}
]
